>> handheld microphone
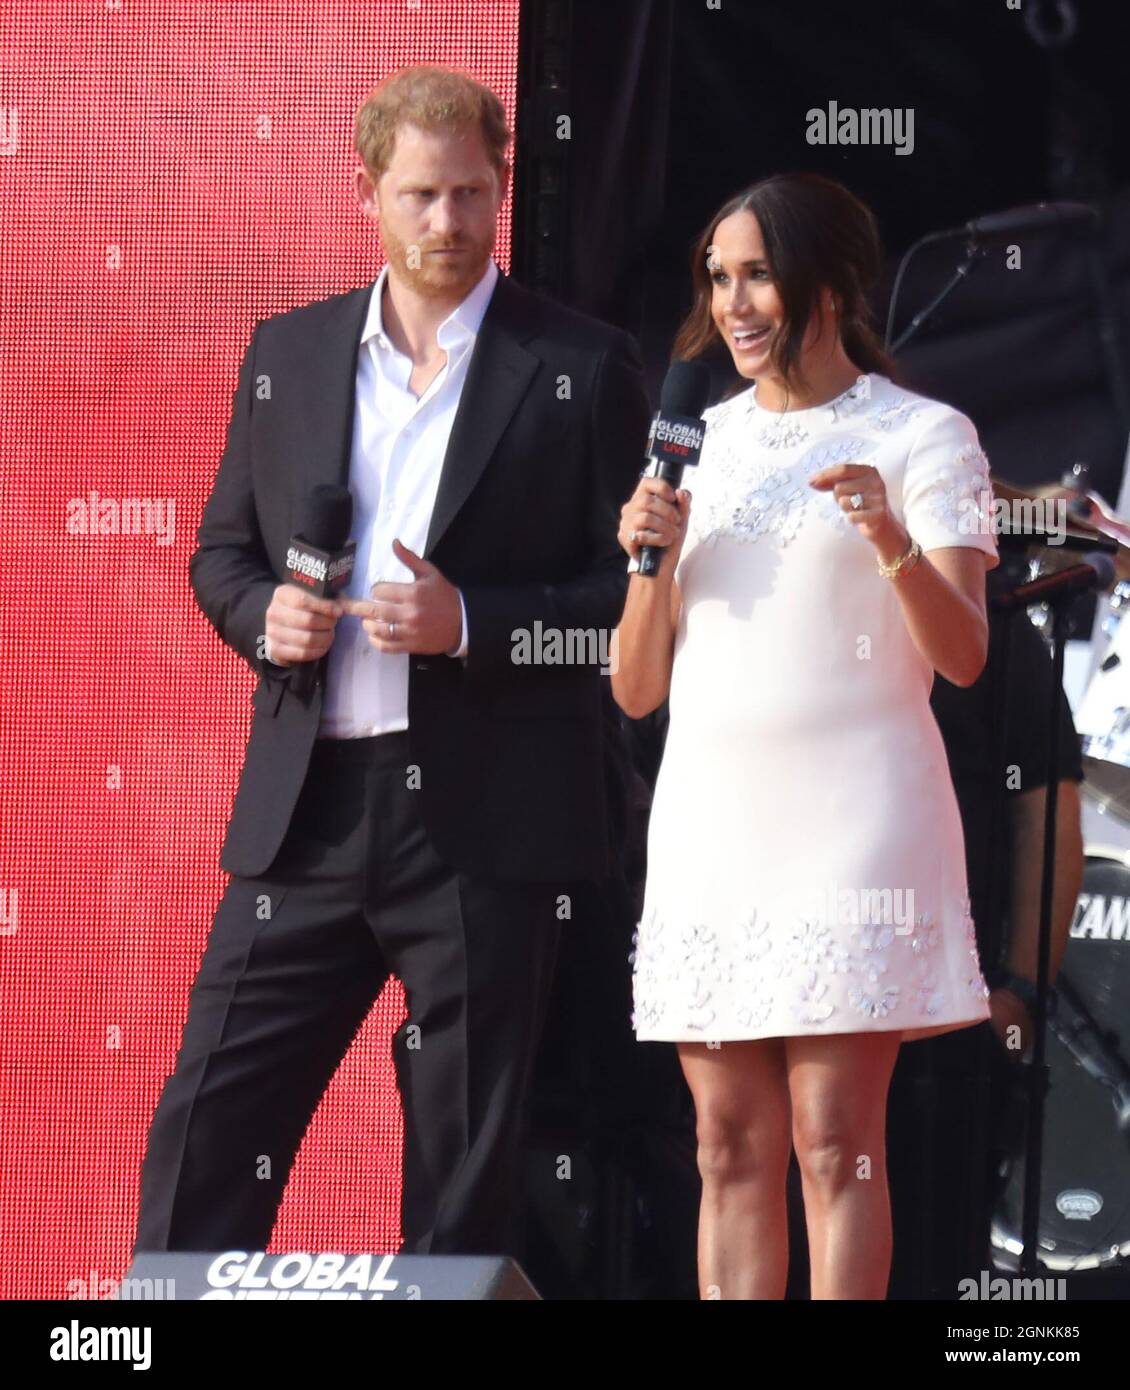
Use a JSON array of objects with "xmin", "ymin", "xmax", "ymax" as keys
[
  {"xmin": 284, "ymin": 484, "xmax": 356, "ymax": 698},
  {"xmin": 638, "ymin": 360, "xmax": 711, "ymax": 578}
]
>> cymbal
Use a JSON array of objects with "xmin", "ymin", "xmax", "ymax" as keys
[
  {"xmin": 991, "ymin": 474, "xmax": 1100, "ymax": 529},
  {"xmin": 990, "ymin": 474, "xmax": 1130, "ymax": 577}
]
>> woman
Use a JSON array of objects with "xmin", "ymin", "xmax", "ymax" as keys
[{"xmin": 612, "ymin": 172, "xmax": 999, "ymax": 1300}]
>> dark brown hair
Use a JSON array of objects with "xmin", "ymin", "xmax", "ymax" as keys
[{"xmin": 671, "ymin": 172, "xmax": 898, "ymax": 401}]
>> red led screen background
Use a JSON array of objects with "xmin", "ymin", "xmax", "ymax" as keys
[{"xmin": 0, "ymin": 0, "xmax": 518, "ymax": 1300}]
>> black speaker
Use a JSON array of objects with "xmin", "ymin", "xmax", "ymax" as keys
[{"xmin": 119, "ymin": 1252, "xmax": 539, "ymax": 1301}]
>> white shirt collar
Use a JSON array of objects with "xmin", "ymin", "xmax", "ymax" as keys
[{"xmin": 361, "ymin": 257, "xmax": 500, "ymax": 354}]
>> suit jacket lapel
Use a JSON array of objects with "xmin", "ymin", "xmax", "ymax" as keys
[
  {"xmin": 424, "ymin": 271, "xmax": 539, "ymax": 558},
  {"xmin": 293, "ymin": 284, "xmax": 371, "ymax": 506},
  {"xmin": 292, "ymin": 268, "xmax": 540, "ymax": 557}
]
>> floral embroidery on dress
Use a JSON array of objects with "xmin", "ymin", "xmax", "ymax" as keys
[
  {"xmin": 921, "ymin": 443, "xmax": 994, "ymax": 534},
  {"xmin": 851, "ymin": 921, "xmax": 896, "ymax": 983},
  {"xmin": 693, "ymin": 457, "xmax": 809, "ymax": 549},
  {"xmin": 756, "ymin": 416, "xmax": 811, "ymax": 450},
  {"xmin": 783, "ymin": 919, "xmax": 836, "ymax": 969},
  {"xmin": 736, "ymin": 991, "xmax": 774, "ymax": 1030},
  {"xmin": 790, "ymin": 968, "xmax": 836, "ymax": 1024},
  {"xmin": 701, "ymin": 389, "xmax": 753, "ymax": 433},
  {"xmin": 660, "ymin": 921, "xmax": 733, "ymax": 1032},
  {"xmin": 800, "ymin": 436, "xmax": 881, "ymax": 534},
  {"xmin": 679, "ymin": 922, "xmax": 731, "ymax": 987},
  {"xmin": 735, "ymin": 910, "xmax": 774, "ymax": 978},
  {"xmin": 628, "ymin": 908, "xmax": 666, "ymax": 1031},
  {"xmin": 959, "ymin": 897, "xmax": 991, "ymax": 1001},
  {"xmin": 905, "ymin": 913, "xmax": 940, "ymax": 958},
  {"xmin": 630, "ymin": 898, "xmax": 988, "ymax": 1036},
  {"xmin": 848, "ymin": 983, "xmax": 901, "ymax": 1019},
  {"xmin": 733, "ymin": 915, "xmax": 777, "ymax": 1027},
  {"xmin": 867, "ymin": 399, "xmax": 922, "ymax": 433},
  {"xmin": 903, "ymin": 913, "xmax": 946, "ymax": 1016},
  {"xmin": 778, "ymin": 918, "xmax": 852, "ymax": 979},
  {"xmin": 799, "ymin": 435, "xmax": 876, "ymax": 472},
  {"xmin": 912, "ymin": 970, "xmax": 947, "ymax": 1018},
  {"xmin": 829, "ymin": 374, "xmax": 873, "ymax": 420},
  {"xmin": 692, "ymin": 431, "xmax": 878, "ymax": 550}
]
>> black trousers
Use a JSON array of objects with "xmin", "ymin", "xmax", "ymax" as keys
[
  {"xmin": 133, "ymin": 731, "xmax": 564, "ymax": 1257},
  {"xmin": 886, "ymin": 1021, "xmax": 1026, "ymax": 1298}
]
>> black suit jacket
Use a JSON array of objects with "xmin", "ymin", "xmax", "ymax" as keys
[{"xmin": 190, "ymin": 268, "xmax": 651, "ymax": 882}]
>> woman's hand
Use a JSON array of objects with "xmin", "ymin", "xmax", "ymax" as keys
[
  {"xmin": 810, "ymin": 460, "xmax": 988, "ymax": 685},
  {"xmin": 807, "ymin": 461, "xmax": 909, "ymax": 566},
  {"xmin": 618, "ymin": 476, "xmax": 692, "ymax": 577},
  {"xmin": 613, "ymin": 476, "xmax": 690, "ymax": 718}
]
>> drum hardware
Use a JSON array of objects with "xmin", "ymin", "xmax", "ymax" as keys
[
  {"xmin": 1076, "ymin": 585, "xmax": 1130, "ymax": 820},
  {"xmin": 987, "ymin": 552, "xmax": 1119, "ymax": 1276},
  {"xmin": 992, "ymin": 473, "xmax": 1130, "ymax": 820},
  {"xmin": 991, "ymin": 850, "xmax": 1130, "ymax": 1272}
]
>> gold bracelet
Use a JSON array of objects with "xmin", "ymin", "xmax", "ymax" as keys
[{"xmin": 877, "ymin": 536, "xmax": 922, "ymax": 580}]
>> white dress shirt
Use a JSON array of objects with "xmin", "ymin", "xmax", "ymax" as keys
[{"xmin": 269, "ymin": 257, "xmax": 499, "ymax": 738}]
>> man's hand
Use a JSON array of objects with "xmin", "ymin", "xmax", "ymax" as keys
[
  {"xmin": 263, "ymin": 584, "xmax": 344, "ymax": 667},
  {"xmin": 337, "ymin": 538, "xmax": 462, "ymax": 656}
]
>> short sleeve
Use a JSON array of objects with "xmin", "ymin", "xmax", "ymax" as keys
[{"xmin": 900, "ymin": 408, "xmax": 1000, "ymax": 568}]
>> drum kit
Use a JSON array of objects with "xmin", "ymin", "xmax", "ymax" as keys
[{"xmin": 987, "ymin": 467, "xmax": 1130, "ymax": 1274}]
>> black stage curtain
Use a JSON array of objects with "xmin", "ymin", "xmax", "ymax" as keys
[{"xmin": 559, "ymin": 0, "xmax": 1130, "ymax": 498}]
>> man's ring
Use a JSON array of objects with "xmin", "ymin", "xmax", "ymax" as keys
[
  {"xmin": 850, "ymin": 492, "xmax": 865, "ymax": 511},
  {"xmin": 629, "ymin": 529, "xmax": 637, "ymax": 542}
]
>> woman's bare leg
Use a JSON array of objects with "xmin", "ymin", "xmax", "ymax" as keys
[
  {"xmin": 786, "ymin": 1030, "xmax": 902, "ymax": 1299},
  {"xmin": 677, "ymin": 1038, "xmax": 793, "ymax": 1299}
]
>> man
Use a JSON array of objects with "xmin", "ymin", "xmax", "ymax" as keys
[{"xmin": 132, "ymin": 64, "xmax": 650, "ymax": 1258}]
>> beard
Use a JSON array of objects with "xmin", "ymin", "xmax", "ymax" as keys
[{"xmin": 380, "ymin": 222, "xmax": 494, "ymax": 300}]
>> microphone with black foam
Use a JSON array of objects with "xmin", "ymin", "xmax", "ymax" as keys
[
  {"xmin": 964, "ymin": 200, "xmax": 1099, "ymax": 240},
  {"xmin": 283, "ymin": 483, "xmax": 356, "ymax": 698},
  {"xmin": 992, "ymin": 551, "xmax": 1116, "ymax": 612},
  {"xmin": 921, "ymin": 200, "xmax": 1099, "ymax": 247},
  {"xmin": 637, "ymin": 360, "xmax": 712, "ymax": 578}
]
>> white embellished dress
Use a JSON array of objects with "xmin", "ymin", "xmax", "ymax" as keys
[{"xmin": 630, "ymin": 372, "xmax": 1000, "ymax": 1043}]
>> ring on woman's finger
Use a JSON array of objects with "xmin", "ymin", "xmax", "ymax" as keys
[
  {"xmin": 388, "ymin": 620, "xmax": 397, "ymax": 639},
  {"xmin": 850, "ymin": 492, "xmax": 865, "ymax": 511}
]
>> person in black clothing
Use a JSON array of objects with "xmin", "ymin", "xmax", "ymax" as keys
[{"xmin": 885, "ymin": 557, "xmax": 1085, "ymax": 1299}]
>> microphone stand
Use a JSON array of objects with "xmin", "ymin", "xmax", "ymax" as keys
[
  {"xmin": 988, "ymin": 578, "xmax": 1082, "ymax": 1279},
  {"xmin": 886, "ymin": 237, "xmax": 985, "ymax": 354}
]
